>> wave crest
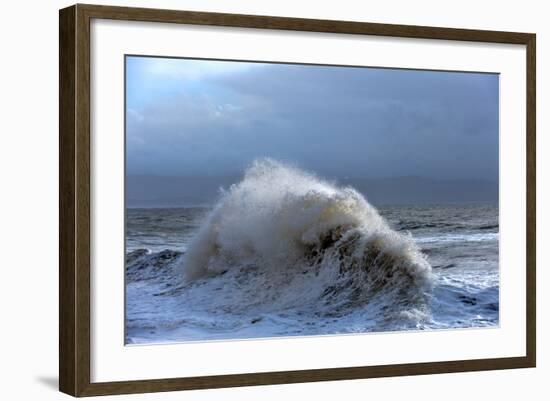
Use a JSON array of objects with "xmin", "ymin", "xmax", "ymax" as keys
[{"xmin": 180, "ymin": 159, "xmax": 432, "ymax": 320}]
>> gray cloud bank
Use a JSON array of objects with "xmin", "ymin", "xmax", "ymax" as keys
[{"xmin": 126, "ymin": 58, "xmax": 499, "ymax": 206}]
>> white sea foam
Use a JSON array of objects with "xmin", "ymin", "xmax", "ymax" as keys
[
  {"xmin": 414, "ymin": 233, "xmax": 499, "ymax": 244},
  {"xmin": 178, "ymin": 159, "xmax": 432, "ymax": 322},
  {"xmin": 125, "ymin": 170, "xmax": 500, "ymax": 343}
]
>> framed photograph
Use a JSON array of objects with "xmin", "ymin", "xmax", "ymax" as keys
[{"xmin": 59, "ymin": 4, "xmax": 536, "ymax": 397}]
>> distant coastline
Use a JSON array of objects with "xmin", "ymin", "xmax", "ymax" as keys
[{"xmin": 126, "ymin": 174, "xmax": 498, "ymax": 209}]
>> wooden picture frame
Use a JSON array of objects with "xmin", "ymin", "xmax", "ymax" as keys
[{"xmin": 59, "ymin": 3, "xmax": 536, "ymax": 397}]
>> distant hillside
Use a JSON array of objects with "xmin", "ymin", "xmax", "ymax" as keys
[
  {"xmin": 126, "ymin": 174, "xmax": 498, "ymax": 208},
  {"xmin": 126, "ymin": 175, "xmax": 241, "ymax": 208},
  {"xmin": 339, "ymin": 176, "xmax": 498, "ymax": 205}
]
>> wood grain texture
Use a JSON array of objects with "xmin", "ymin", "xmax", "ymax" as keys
[
  {"xmin": 78, "ymin": 356, "xmax": 533, "ymax": 397},
  {"xmin": 78, "ymin": 3, "xmax": 532, "ymax": 43},
  {"xmin": 59, "ymin": 3, "xmax": 537, "ymax": 397},
  {"xmin": 525, "ymin": 35, "xmax": 536, "ymax": 367},
  {"xmin": 59, "ymin": 4, "xmax": 92, "ymax": 396},
  {"xmin": 59, "ymin": 5, "xmax": 76, "ymax": 396},
  {"xmin": 75, "ymin": 4, "xmax": 92, "ymax": 396}
]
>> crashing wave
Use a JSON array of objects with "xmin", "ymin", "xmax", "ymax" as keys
[{"xmin": 176, "ymin": 159, "xmax": 432, "ymax": 324}]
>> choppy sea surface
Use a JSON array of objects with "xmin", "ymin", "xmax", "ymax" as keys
[{"xmin": 125, "ymin": 162, "xmax": 498, "ymax": 344}]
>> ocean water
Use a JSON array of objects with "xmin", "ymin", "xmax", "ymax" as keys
[{"xmin": 125, "ymin": 160, "xmax": 498, "ymax": 344}]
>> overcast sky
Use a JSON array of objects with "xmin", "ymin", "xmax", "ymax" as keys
[{"xmin": 126, "ymin": 56, "xmax": 499, "ymax": 182}]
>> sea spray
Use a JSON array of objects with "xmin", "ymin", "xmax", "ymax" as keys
[
  {"xmin": 179, "ymin": 159, "xmax": 433, "ymax": 322},
  {"xmin": 126, "ymin": 198, "xmax": 499, "ymax": 343}
]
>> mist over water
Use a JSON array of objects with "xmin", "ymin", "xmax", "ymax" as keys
[{"xmin": 125, "ymin": 160, "xmax": 499, "ymax": 344}]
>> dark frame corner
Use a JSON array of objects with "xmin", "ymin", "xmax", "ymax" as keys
[{"xmin": 59, "ymin": 3, "xmax": 536, "ymax": 397}]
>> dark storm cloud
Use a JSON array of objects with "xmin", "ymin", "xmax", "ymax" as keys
[{"xmin": 126, "ymin": 57, "xmax": 498, "ymax": 181}]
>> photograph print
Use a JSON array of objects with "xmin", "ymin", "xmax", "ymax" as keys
[{"xmin": 124, "ymin": 56, "xmax": 499, "ymax": 345}]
